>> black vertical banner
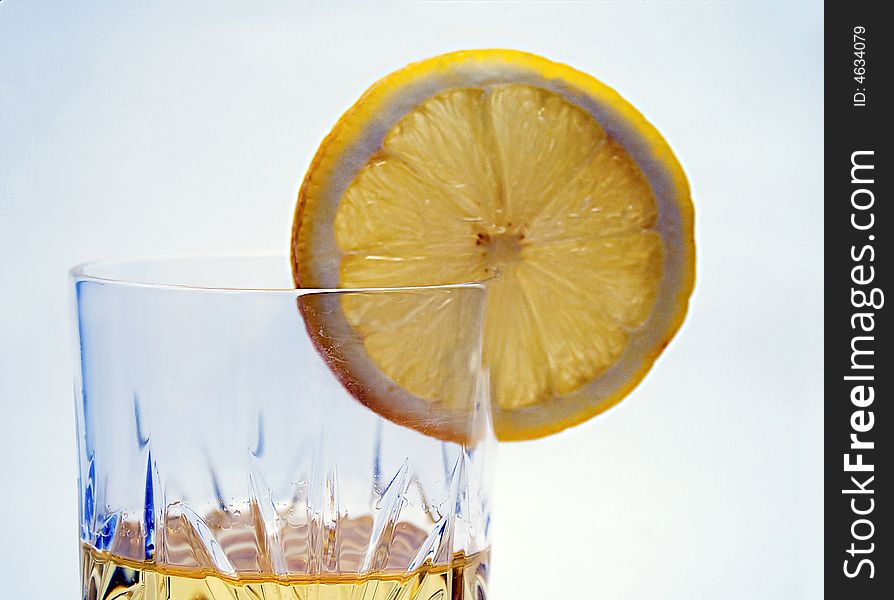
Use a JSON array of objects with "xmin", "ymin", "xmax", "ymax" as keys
[{"xmin": 826, "ymin": 2, "xmax": 890, "ymax": 597}]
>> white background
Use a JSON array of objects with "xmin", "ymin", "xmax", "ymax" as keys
[{"xmin": 0, "ymin": 1, "xmax": 822, "ymax": 598}]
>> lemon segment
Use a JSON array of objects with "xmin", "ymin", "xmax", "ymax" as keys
[
  {"xmin": 342, "ymin": 289, "xmax": 483, "ymax": 412},
  {"xmin": 487, "ymin": 85, "xmax": 607, "ymax": 221}
]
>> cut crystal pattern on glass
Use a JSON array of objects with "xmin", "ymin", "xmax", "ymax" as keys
[{"xmin": 72, "ymin": 257, "xmax": 493, "ymax": 594}]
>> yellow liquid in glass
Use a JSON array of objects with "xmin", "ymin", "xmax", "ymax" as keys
[{"xmin": 81, "ymin": 543, "xmax": 488, "ymax": 600}]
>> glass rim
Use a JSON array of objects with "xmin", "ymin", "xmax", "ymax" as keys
[{"xmin": 69, "ymin": 254, "xmax": 489, "ymax": 295}]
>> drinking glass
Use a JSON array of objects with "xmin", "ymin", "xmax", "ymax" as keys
[{"xmin": 71, "ymin": 256, "xmax": 492, "ymax": 599}]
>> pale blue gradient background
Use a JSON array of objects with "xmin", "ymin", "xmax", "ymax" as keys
[{"xmin": 0, "ymin": 1, "xmax": 822, "ymax": 598}]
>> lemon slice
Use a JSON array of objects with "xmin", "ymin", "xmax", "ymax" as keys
[{"xmin": 292, "ymin": 50, "xmax": 695, "ymax": 441}]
